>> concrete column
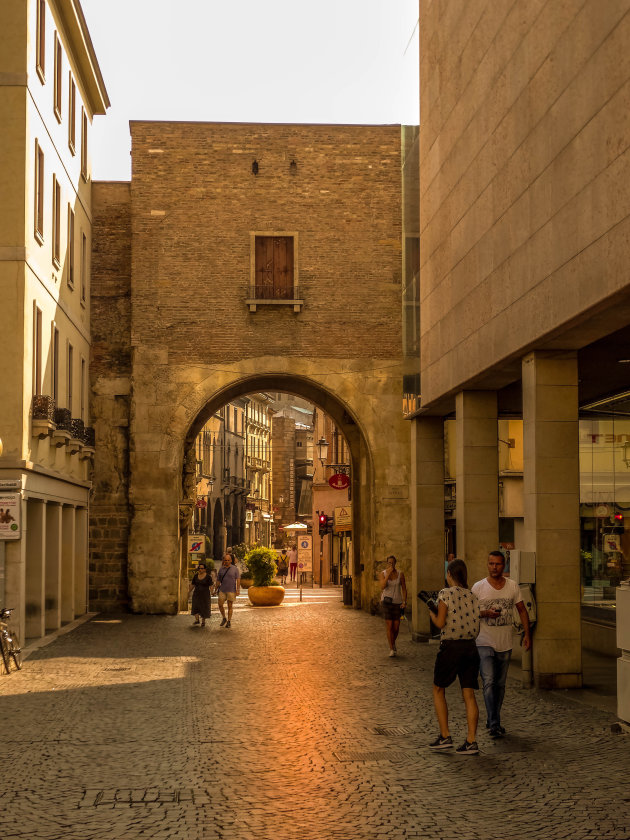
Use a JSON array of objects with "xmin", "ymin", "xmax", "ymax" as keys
[
  {"xmin": 45, "ymin": 502, "xmax": 63, "ymax": 631},
  {"xmin": 522, "ymin": 351, "xmax": 581, "ymax": 688},
  {"xmin": 25, "ymin": 498, "xmax": 46, "ymax": 639},
  {"xmin": 61, "ymin": 505, "xmax": 76, "ymax": 623},
  {"xmin": 74, "ymin": 507, "xmax": 88, "ymax": 617},
  {"xmin": 455, "ymin": 391, "xmax": 499, "ymax": 585},
  {"xmin": 5, "ymin": 497, "xmax": 27, "ymax": 643},
  {"xmin": 410, "ymin": 417, "xmax": 445, "ymax": 641}
]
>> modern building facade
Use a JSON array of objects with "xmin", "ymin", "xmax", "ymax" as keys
[
  {"xmin": 0, "ymin": 0, "xmax": 108, "ymax": 639},
  {"xmin": 411, "ymin": 1, "xmax": 630, "ymax": 695}
]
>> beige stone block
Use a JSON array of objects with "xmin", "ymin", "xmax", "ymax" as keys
[
  {"xmin": 458, "ymin": 501, "xmax": 498, "ymax": 528},
  {"xmin": 460, "ymin": 418, "xmax": 498, "ymax": 448},
  {"xmin": 455, "ymin": 390, "xmax": 497, "ymax": 420},
  {"xmin": 523, "ymin": 421, "xmax": 578, "ymax": 459},
  {"xmin": 527, "ymin": 455, "xmax": 579, "ymax": 495},
  {"xmin": 533, "ymin": 638, "xmax": 581, "ymax": 676},
  {"xmin": 415, "ymin": 461, "xmax": 445, "ymax": 487},
  {"xmin": 411, "ymin": 416, "xmax": 444, "ymax": 442},
  {"xmin": 535, "ymin": 567, "xmax": 581, "ymax": 605},
  {"xmin": 523, "ymin": 384, "xmax": 578, "ymax": 423},
  {"xmin": 523, "ymin": 492, "xmax": 579, "ymax": 531},
  {"xmin": 522, "ymin": 352, "xmax": 578, "ymax": 387},
  {"xmin": 459, "ymin": 479, "xmax": 499, "ymax": 505},
  {"xmin": 457, "ymin": 446, "xmax": 498, "ymax": 476},
  {"xmin": 414, "ymin": 485, "xmax": 445, "ymax": 510},
  {"xmin": 534, "ymin": 529, "xmax": 580, "ymax": 566}
]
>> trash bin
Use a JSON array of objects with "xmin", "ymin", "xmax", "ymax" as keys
[{"xmin": 342, "ymin": 576, "xmax": 352, "ymax": 605}]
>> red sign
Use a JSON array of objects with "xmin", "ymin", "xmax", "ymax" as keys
[
  {"xmin": 195, "ymin": 498, "xmax": 207, "ymax": 509},
  {"xmin": 328, "ymin": 473, "xmax": 350, "ymax": 490}
]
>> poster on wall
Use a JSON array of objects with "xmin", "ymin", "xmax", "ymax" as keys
[
  {"xmin": 0, "ymin": 493, "xmax": 21, "ymax": 540},
  {"xmin": 297, "ymin": 536, "xmax": 312, "ymax": 572},
  {"xmin": 187, "ymin": 535, "xmax": 205, "ymax": 554}
]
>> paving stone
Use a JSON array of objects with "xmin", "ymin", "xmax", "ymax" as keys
[{"xmin": 0, "ymin": 589, "xmax": 628, "ymax": 839}]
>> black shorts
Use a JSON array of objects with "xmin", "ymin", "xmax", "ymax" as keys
[
  {"xmin": 381, "ymin": 601, "xmax": 403, "ymax": 621},
  {"xmin": 433, "ymin": 639, "xmax": 480, "ymax": 689}
]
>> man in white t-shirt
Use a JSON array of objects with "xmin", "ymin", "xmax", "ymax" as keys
[{"xmin": 471, "ymin": 551, "xmax": 531, "ymax": 738}]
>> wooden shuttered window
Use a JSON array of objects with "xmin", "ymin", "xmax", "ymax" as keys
[{"xmin": 254, "ymin": 236, "xmax": 294, "ymax": 299}]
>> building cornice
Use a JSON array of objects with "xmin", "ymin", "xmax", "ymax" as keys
[{"xmin": 53, "ymin": 0, "xmax": 110, "ymax": 115}]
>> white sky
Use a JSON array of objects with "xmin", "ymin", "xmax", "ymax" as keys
[{"xmin": 80, "ymin": 0, "xmax": 419, "ymax": 181}]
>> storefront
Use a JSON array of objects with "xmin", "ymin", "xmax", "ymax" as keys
[{"xmin": 579, "ymin": 394, "xmax": 630, "ymax": 636}]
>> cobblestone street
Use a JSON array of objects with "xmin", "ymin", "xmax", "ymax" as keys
[{"xmin": 1, "ymin": 589, "xmax": 629, "ymax": 840}]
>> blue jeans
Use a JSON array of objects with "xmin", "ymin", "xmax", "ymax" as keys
[{"xmin": 477, "ymin": 646, "xmax": 512, "ymax": 730}]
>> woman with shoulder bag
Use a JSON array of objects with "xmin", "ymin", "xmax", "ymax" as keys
[
  {"xmin": 380, "ymin": 555, "xmax": 407, "ymax": 658},
  {"xmin": 188, "ymin": 562, "xmax": 213, "ymax": 628}
]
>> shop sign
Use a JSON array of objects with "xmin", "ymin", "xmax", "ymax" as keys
[
  {"xmin": 0, "ymin": 494, "xmax": 21, "ymax": 539},
  {"xmin": 187, "ymin": 535, "xmax": 204, "ymax": 554},
  {"xmin": 297, "ymin": 536, "xmax": 312, "ymax": 572},
  {"xmin": 0, "ymin": 480, "xmax": 21, "ymax": 491},
  {"xmin": 604, "ymin": 534, "xmax": 621, "ymax": 552},
  {"xmin": 329, "ymin": 473, "xmax": 350, "ymax": 490},
  {"xmin": 334, "ymin": 505, "xmax": 352, "ymax": 530}
]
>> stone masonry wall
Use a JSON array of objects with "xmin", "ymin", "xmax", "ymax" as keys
[
  {"xmin": 89, "ymin": 182, "xmax": 132, "ymax": 610},
  {"xmin": 419, "ymin": 1, "xmax": 630, "ymax": 407},
  {"xmin": 129, "ymin": 121, "xmax": 402, "ymax": 363}
]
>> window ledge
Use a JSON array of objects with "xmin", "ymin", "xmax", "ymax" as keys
[{"xmin": 246, "ymin": 298, "xmax": 304, "ymax": 313}]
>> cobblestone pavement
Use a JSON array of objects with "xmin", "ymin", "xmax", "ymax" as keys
[{"xmin": 1, "ymin": 588, "xmax": 629, "ymax": 840}]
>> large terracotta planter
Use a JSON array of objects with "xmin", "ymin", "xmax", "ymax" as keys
[
  {"xmin": 240, "ymin": 577, "xmax": 253, "ymax": 589},
  {"xmin": 248, "ymin": 585, "xmax": 285, "ymax": 606}
]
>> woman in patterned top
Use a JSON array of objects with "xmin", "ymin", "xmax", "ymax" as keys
[{"xmin": 426, "ymin": 558, "xmax": 481, "ymax": 755}]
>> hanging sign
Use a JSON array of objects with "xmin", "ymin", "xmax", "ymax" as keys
[
  {"xmin": 329, "ymin": 473, "xmax": 350, "ymax": 490},
  {"xmin": 195, "ymin": 498, "xmax": 207, "ymax": 509},
  {"xmin": 0, "ymin": 494, "xmax": 21, "ymax": 540}
]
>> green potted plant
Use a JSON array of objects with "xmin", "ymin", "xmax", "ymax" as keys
[{"xmin": 245, "ymin": 546, "xmax": 285, "ymax": 606}]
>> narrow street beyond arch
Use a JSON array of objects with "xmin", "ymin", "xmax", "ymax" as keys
[{"xmin": 1, "ymin": 594, "xmax": 626, "ymax": 840}]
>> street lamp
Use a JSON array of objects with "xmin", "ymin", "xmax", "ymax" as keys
[{"xmin": 316, "ymin": 436, "xmax": 329, "ymax": 465}]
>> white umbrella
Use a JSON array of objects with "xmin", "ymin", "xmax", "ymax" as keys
[{"xmin": 282, "ymin": 522, "xmax": 308, "ymax": 531}]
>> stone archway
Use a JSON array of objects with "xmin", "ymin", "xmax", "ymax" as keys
[{"xmin": 123, "ymin": 364, "xmax": 409, "ymax": 615}]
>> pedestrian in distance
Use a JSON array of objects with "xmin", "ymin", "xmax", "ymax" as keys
[
  {"xmin": 426, "ymin": 558, "xmax": 481, "ymax": 755},
  {"xmin": 277, "ymin": 549, "xmax": 289, "ymax": 585},
  {"xmin": 188, "ymin": 561, "xmax": 213, "ymax": 628},
  {"xmin": 288, "ymin": 544, "xmax": 298, "ymax": 583},
  {"xmin": 380, "ymin": 555, "xmax": 407, "ymax": 657},
  {"xmin": 472, "ymin": 550, "xmax": 531, "ymax": 738},
  {"xmin": 215, "ymin": 552, "xmax": 241, "ymax": 628}
]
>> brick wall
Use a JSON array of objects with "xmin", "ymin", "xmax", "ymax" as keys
[
  {"xmin": 129, "ymin": 121, "xmax": 402, "ymax": 363},
  {"xmin": 89, "ymin": 182, "xmax": 132, "ymax": 610}
]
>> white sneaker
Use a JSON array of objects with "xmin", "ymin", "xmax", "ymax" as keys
[{"xmin": 389, "ymin": 649, "xmax": 396, "ymax": 657}]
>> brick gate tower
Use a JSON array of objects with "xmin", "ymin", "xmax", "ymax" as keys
[{"xmin": 90, "ymin": 121, "xmax": 409, "ymax": 614}]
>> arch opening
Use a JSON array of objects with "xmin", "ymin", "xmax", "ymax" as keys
[{"xmin": 178, "ymin": 375, "xmax": 370, "ymax": 610}]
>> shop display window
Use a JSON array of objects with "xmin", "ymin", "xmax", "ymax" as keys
[{"xmin": 579, "ymin": 395, "xmax": 630, "ymax": 610}]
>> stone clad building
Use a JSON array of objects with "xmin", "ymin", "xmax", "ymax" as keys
[
  {"xmin": 0, "ymin": 0, "xmax": 108, "ymax": 641},
  {"xmin": 90, "ymin": 121, "xmax": 408, "ymax": 614},
  {"xmin": 410, "ymin": 0, "xmax": 630, "ymax": 694}
]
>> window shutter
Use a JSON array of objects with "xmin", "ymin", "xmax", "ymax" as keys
[
  {"xmin": 273, "ymin": 236, "xmax": 293, "ymax": 299},
  {"xmin": 255, "ymin": 236, "xmax": 274, "ymax": 298}
]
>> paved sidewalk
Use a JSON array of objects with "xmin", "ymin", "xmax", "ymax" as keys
[{"xmin": 1, "ymin": 589, "xmax": 629, "ymax": 840}]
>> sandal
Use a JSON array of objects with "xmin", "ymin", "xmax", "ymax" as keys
[
  {"xmin": 201, "ymin": 620, "xmax": 206, "ymax": 628},
  {"xmin": 193, "ymin": 617, "xmax": 200, "ymax": 625}
]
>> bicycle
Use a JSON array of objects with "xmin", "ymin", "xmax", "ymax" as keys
[{"xmin": 0, "ymin": 608, "xmax": 22, "ymax": 674}]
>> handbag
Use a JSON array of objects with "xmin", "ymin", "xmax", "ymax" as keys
[{"xmin": 382, "ymin": 596, "xmax": 393, "ymax": 605}]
